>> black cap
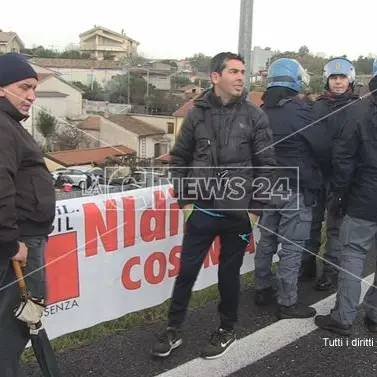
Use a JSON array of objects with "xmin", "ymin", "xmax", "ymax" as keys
[{"xmin": 0, "ymin": 53, "xmax": 38, "ymax": 87}]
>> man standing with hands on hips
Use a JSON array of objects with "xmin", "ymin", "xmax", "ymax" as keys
[
  {"xmin": 0, "ymin": 53, "xmax": 56, "ymax": 376},
  {"xmin": 152, "ymin": 52, "xmax": 276, "ymax": 360}
]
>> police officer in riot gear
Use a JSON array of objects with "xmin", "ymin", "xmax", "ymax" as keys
[
  {"xmin": 302, "ymin": 57, "xmax": 360, "ymax": 290},
  {"xmin": 254, "ymin": 58, "xmax": 328, "ymax": 318},
  {"xmin": 315, "ymin": 58, "xmax": 377, "ymax": 335}
]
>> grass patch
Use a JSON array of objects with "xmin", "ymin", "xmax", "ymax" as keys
[{"xmin": 22, "ymin": 271, "xmax": 256, "ymax": 363}]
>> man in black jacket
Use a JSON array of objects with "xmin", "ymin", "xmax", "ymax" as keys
[
  {"xmin": 302, "ymin": 57, "xmax": 360, "ymax": 289},
  {"xmin": 0, "ymin": 53, "xmax": 56, "ymax": 376},
  {"xmin": 315, "ymin": 67, "xmax": 377, "ymax": 335},
  {"xmin": 152, "ymin": 52, "xmax": 276, "ymax": 359}
]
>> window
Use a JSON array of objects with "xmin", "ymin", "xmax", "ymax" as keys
[
  {"xmin": 154, "ymin": 143, "xmax": 168, "ymax": 158},
  {"xmin": 167, "ymin": 122, "xmax": 174, "ymax": 134}
]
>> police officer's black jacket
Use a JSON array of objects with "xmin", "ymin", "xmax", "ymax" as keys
[
  {"xmin": 0, "ymin": 98, "xmax": 56, "ymax": 260},
  {"xmin": 312, "ymin": 92, "xmax": 360, "ymax": 179},
  {"xmin": 170, "ymin": 88, "xmax": 276, "ymax": 216},
  {"xmin": 332, "ymin": 94, "xmax": 377, "ymax": 222},
  {"xmin": 262, "ymin": 94, "xmax": 329, "ymax": 196}
]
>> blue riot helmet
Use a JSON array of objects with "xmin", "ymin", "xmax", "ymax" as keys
[
  {"xmin": 373, "ymin": 57, "xmax": 377, "ymax": 77},
  {"xmin": 266, "ymin": 58, "xmax": 310, "ymax": 92},
  {"xmin": 323, "ymin": 57, "xmax": 356, "ymax": 89}
]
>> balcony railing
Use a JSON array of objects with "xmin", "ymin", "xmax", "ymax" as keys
[{"xmin": 80, "ymin": 44, "xmax": 129, "ymax": 52}]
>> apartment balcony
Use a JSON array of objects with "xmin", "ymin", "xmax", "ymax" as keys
[{"xmin": 80, "ymin": 43, "xmax": 128, "ymax": 52}]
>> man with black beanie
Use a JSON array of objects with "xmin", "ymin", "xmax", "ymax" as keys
[{"xmin": 0, "ymin": 52, "xmax": 56, "ymax": 376}]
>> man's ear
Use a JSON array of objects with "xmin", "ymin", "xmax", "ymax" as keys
[
  {"xmin": 211, "ymin": 72, "xmax": 221, "ymax": 85},
  {"xmin": 0, "ymin": 87, "xmax": 5, "ymax": 97}
]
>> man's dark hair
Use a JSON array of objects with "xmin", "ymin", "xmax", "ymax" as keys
[{"xmin": 210, "ymin": 52, "xmax": 245, "ymax": 74}]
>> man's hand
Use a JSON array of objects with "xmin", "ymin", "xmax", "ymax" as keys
[
  {"xmin": 248, "ymin": 212, "xmax": 260, "ymax": 226},
  {"xmin": 11, "ymin": 242, "xmax": 28, "ymax": 266}
]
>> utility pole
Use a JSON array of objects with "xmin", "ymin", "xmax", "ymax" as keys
[
  {"xmin": 146, "ymin": 68, "xmax": 150, "ymax": 98},
  {"xmin": 127, "ymin": 71, "xmax": 131, "ymax": 105},
  {"xmin": 122, "ymin": 60, "xmax": 131, "ymax": 105},
  {"xmin": 146, "ymin": 68, "xmax": 150, "ymax": 114},
  {"xmin": 91, "ymin": 67, "xmax": 94, "ymax": 91},
  {"xmin": 238, "ymin": 0, "xmax": 254, "ymax": 91}
]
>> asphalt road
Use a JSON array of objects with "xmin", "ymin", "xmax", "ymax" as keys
[{"xmin": 23, "ymin": 252, "xmax": 377, "ymax": 377}]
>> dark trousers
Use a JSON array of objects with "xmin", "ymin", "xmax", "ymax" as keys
[
  {"xmin": 0, "ymin": 236, "xmax": 47, "ymax": 377},
  {"xmin": 305, "ymin": 186, "xmax": 326, "ymax": 260},
  {"xmin": 0, "ymin": 262, "xmax": 29, "ymax": 377},
  {"xmin": 168, "ymin": 210, "xmax": 252, "ymax": 331},
  {"xmin": 303, "ymin": 182, "xmax": 344, "ymax": 279}
]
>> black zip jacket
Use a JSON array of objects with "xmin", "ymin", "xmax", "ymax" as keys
[
  {"xmin": 0, "ymin": 98, "xmax": 56, "ymax": 260},
  {"xmin": 263, "ymin": 96, "xmax": 329, "ymax": 198},
  {"xmin": 312, "ymin": 92, "xmax": 360, "ymax": 179},
  {"xmin": 332, "ymin": 94, "xmax": 377, "ymax": 222},
  {"xmin": 170, "ymin": 88, "xmax": 276, "ymax": 217}
]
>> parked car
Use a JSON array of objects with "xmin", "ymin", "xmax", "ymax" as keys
[{"xmin": 52, "ymin": 169, "xmax": 89, "ymax": 189}]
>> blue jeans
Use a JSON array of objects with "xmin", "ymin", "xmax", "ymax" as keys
[{"xmin": 20, "ymin": 236, "xmax": 47, "ymax": 300}]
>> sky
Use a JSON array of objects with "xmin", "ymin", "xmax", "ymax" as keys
[{"xmin": 2, "ymin": 0, "xmax": 376, "ymax": 60}]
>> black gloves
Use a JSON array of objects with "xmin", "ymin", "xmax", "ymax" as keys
[{"xmin": 328, "ymin": 192, "xmax": 345, "ymax": 218}]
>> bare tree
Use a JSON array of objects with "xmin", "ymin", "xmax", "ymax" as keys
[
  {"xmin": 120, "ymin": 50, "xmax": 147, "ymax": 67},
  {"xmin": 52, "ymin": 126, "xmax": 93, "ymax": 151}
]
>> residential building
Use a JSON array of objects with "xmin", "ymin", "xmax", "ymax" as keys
[
  {"xmin": 79, "ymin": 25, "xmax": 139, "ymax": 61},
  {"xmin": 85, "ymin": 100, "xmax": 131, "ymax": 115},
  {"xmin": 131, "ymin": 113, "xmax": 175, "ymax": 147},
  {"xmin": 176, "ymin": 59, "xmax": 193, "ymax": 75},
  {"xmin": 34, "ymin": 72, "xmax": 84, "ymax": 119},
  {"xmin": 22, "ymin": 66, "xmax": 85, "ymax": 142},
  {"xmin": 172, "ymin": 96, "xmax": 199, "ymax": 138},
  {"xmin": 30, "ymin": 58, "xmax": 123, "ymax": 88},
  {"xmin": 47, "ymin": 145, "xmax": 135, "ymax": 167},
  {"xmin": 129, "ymin": 66, "xmax": 172, "ymax": 91},
  {"xmin": 178, "ymin": 84, "xmax": 204, "ymax": 99},
  {"xmin": 147, "ymin": 61, "xmax": 173, "ymax": 72},
  {"xmin": 190, "ymin": 72, "xmax": 209, "ymax": 86},
  {"xmin": 77, "ymin": 114, "xmax": 170, "ymax": 158},
  {"xmin": 250, "ymin": 46, "xmax": 274, "ymax": 74},
  {"xmin": 75, "ymin": 115, "xmax": 102, "ymax": 147},
  {"xmin": 33, "ymin": 73, "xmax": 68, "ymax": 122},
  {"xmin": 251, "ymin": 70, "xmax": 268, "ymax": 85},
  {"xmin": 0, "ymin": 31, "xmax": 24, "ymax": 54},
  {"xmin": 29, "ymin": 58, "xmax": 172, "ymax": 90}
]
